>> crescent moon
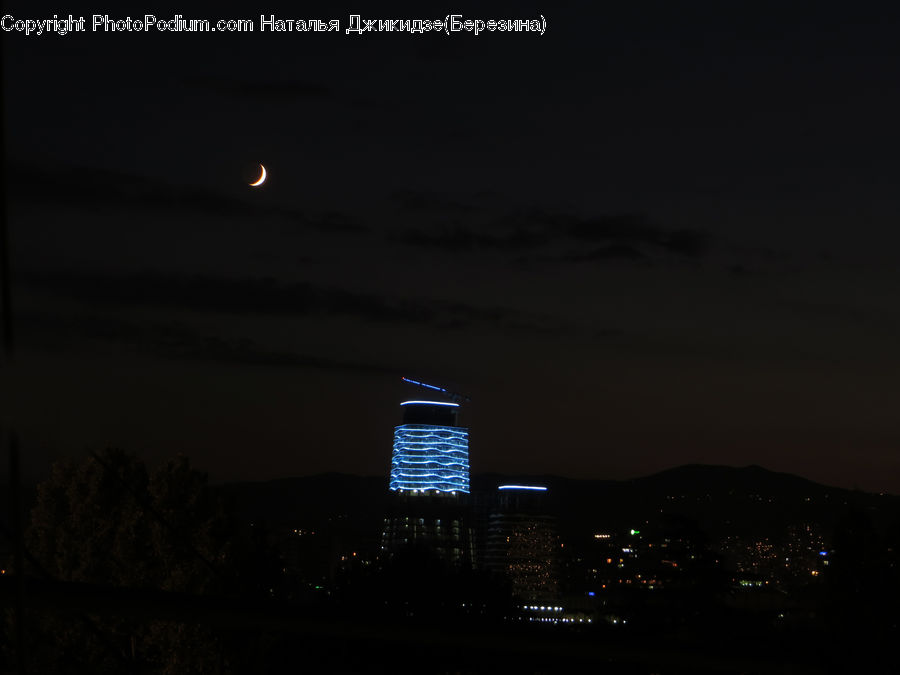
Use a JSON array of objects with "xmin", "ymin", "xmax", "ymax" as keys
[{"xmin": 249, "ymin": 164, "xmax": 267, "ymax": 187}]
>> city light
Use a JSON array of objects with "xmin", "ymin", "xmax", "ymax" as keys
[
  {"xmin": 400, "ymin": 377, "xmax": 446, "ymax": 392},
  {"xmin": 400, "ymin": 400, "xmax": 460, "ymax": 407},
  {"xmin": 390, "ymin": 424, "xmax": 469, "ymax": 493}
]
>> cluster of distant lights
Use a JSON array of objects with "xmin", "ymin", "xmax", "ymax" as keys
[
  {"xmin": 394, "ymin": 387, "xmax": 608, "ymax": 628},
  {"xmin": 393, "ymin": 394, "xmax": 611, "ymax": 629},
  {"xmin": 519, "ymin": 606, "xmax": 592, "ymax": 625},
  {"xmin": 592, "ymin": 530, "xmax": 641, "ymax": 538}
]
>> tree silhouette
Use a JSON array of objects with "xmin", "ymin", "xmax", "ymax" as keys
[{"xmin": 22, "ymin": 448, "xmax": 233, "ymax": 673}]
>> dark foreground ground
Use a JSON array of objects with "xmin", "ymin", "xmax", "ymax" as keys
[{"xmin": 2, "ymin": 576, "xmax": 893, "ymax": 674}]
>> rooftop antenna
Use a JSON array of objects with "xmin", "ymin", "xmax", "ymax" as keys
[{"xmin": 401, "ymin": 376, "xmax": 471, "ymax": 404}]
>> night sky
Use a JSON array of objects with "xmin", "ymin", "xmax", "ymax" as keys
[{"xmin": 5, "ymin": 2, "xmax": 900, "ymax": 493}]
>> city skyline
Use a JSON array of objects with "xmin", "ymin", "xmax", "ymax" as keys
[{"xmin": 6, "ymin": 2, "xmax": 900, "ymax": 494}]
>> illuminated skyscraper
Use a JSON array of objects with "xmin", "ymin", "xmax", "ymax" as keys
[
  {"xmin": 382, "ymin": 397, "xmax": 473, "ymax": 565},
  {"xmin": 485, "ymin": 485, "xmax": 561, "ymax": 606},
  {"xmin": 390, "ymin": 400, "xmax": 469, "ymax": 494}
]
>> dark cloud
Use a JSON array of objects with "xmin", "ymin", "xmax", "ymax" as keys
[
  {"xmin": 773, "ymin": 298, "xmax": 900, "ymax": 339},
  {"xmin": 561, "ymin": 244, "xmax": 645, "ymax": 262},
  {"xmin": 19, "ymin": 271, "xmax": 558, "ymax": 334},
  {"xmin": 183, "ymin": 76, "xmax": 333, "ymax": 102},
  {"xmin": 545, "ymin": 213, "xmax": 711, "ymax": 258},
  {"xmin": 23, "ymin": 272, "xmax": 429, "ymax": 322},
  {"xmin": 728, "ymin": 264, "xmax": 754, "ymax": 276},
  {"xmin": 17, "ymin": 311, "xmax": 397, "ymax": 375},
  {"xmin": 390, "ymin": 225, "xmax": 548, "ymax": 252},
  {"xmin": 8, "ymin": 162, "xmax": 366, "ymax": 234},
  {"xmin": 658, "ymin": 230, "xmax": 711, "ymax": 257},
  {"xmin": 391, "ymin": 210, "xmax": 711, "ymax": 259},
  {"xmin": 390, "ymin": 189, "xmax": 484, "ymax": 214}
]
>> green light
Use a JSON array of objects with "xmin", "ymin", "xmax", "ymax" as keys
[{"xmin": 630, "ymin": 529, "xmax": 641, "ymax": 535}]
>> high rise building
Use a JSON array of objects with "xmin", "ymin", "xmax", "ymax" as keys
[
  {"xmin": 381, "ymin": 398, "xmax": 474, "ymax": 566},
  {"xmin": 390, "ymin": 400, "xmax": 469, "ymax": 494},
  {"xmin": 485, "ymin": 485, "xmax": 561, "ymax": 607}
]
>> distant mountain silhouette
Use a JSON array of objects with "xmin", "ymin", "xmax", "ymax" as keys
[
  {"xmin": 636, "ymin": 463, "xmax": 828, "ymax": 496},
  {"xmin": 216, "ymin": 464, "xmax": 899, "ymax": 557}
]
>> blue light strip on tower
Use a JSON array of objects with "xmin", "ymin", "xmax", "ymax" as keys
[
  {"xmin": 390, "ymin": 424, "xmax": 469, "ymax": 493},
  {"xmin": 401, "ymin": 377, "xmax": 446, "ymax": 393},
  {"xmin": 498, "ymin": 485, "xmax": 548, "ymax": 491},
  {"xmin": 400, "ymin": 400, "xmax": 460, "ymax": 407}
]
